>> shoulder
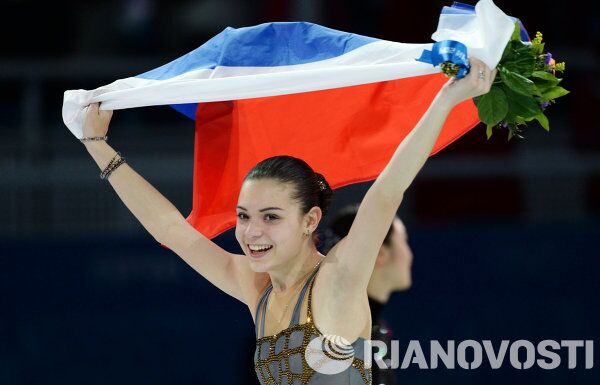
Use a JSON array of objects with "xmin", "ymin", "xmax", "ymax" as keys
[{"xmin": 310, "ymin": 264, "xmax": 371, "ymax": 341}]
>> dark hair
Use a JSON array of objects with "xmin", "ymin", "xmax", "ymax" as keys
[
  {"xmin": 326, "ymin": 205, "xmax": 395, "ymax": 252},
  {"xmin": 244, "ymin": 155, "xmax": 333, "ymax": 216}
]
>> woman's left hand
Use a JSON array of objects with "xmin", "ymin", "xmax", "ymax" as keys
[{"xmin": 440, "ymin": 57, "xmax": 497, "ymax": 108}]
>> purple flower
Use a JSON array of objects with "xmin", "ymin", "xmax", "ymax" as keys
[
  {"xmin": 500, "ymin": 122, "xmax": 509, "ymax": 128},
  {"xmin": 541, "ymin": 101, "xmax": 550, "ymax": 109},
  {"xmin": 544, "ymin": 53, "xmax": 553, "ymax": 65}
]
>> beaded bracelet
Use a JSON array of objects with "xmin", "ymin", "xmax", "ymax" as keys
[
  {"xmin": 102, "ymin": 152, "xmax": 120, "ymax": 172},
  {"xmin": 80, "ymin": 136, "xmax": 108, "ymax": 143},
  {"xmin": 100, "ymin": 152, "xmax": 126, "ymax": 180},
  {"xmin": 103, "ymin": 158, "xmax": 126, "ymax": 180},
  {"xmin": 100, "ymin": 153, "xmax": 120, "ymax": 179},
  {"xmin": 101, "ymin": 157, "xmax": 126, "ymax": 180}
]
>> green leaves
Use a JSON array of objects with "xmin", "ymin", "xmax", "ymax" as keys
[
  {"xmin": 541, "ymin": 86, "xmax": 569, "ymax": 101},
  {"xmin": 474, "ymin": 86, "xmax": 508, "ymax": 126},
  {"xmin": 486, "ymin": 125, "xmax": 494, "ymax": 140},
  {"xmin": 499, "ymin": 66, "xmax": 538, "ymax": 96},
  {"xmin": 535, "ymin": 112, "xmax": 550, "ymax": 131},
  {"xmin": 501, "ymin": 41, "xmax": 535, "ymax": 76},
  {"xmin": 503, "ymin": 86, "xmax": 541, "ymax": 119},
  {"xmin": 531, "ymin": 70, "xmax": 569, "ymax": 102},
  {"xmin": 531, "ymin": 71, "xmax": 561, "ymax": 94},
  {"xmin": 510, "ymin": 21, "xmax": 522, "ymax": 42},
  {"xmin": 474, "ymin": 26, "xmax": 568, "ymax": 140}
]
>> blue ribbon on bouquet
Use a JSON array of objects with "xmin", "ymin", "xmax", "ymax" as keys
[{"xmin": 416, "ymin": 40, "xmax": 470, "ymax": 79}]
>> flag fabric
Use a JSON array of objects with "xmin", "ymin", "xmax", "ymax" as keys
[{"xmin": 62, "ymin": 0, "xmax": 515, "ymax": 238}]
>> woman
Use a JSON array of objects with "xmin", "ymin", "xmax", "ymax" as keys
[{"xmin": 80, "ymin": 58, "xmax": 496, "ymax": 384}]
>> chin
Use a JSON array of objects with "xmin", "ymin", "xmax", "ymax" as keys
[
  {"xmin": 247, "ymin": 257, "xmax": 270, "ymax": 273},
  {"xmin": 249, "ymin": 264, "xmax": 269, "ymax": 273}
]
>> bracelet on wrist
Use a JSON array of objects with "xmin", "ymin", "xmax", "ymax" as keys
[
  {"xmin": 100, "ymin": 152, "xmax": 126, "ymax": 180},
  {"xmin": 80, "ymin": 136, "xmax": 107, "ymax": 143}
]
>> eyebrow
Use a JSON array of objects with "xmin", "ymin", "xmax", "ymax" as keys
[{"xmin": 236, "ymin": 206, "xmax": 284, "ymax": 212}]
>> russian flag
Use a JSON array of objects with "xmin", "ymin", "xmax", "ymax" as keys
[{"xmin": 62, "ymin": 0, "xmax": 515, "ymax": 238}]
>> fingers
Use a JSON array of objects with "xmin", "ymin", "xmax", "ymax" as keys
[
  {"xmin": 469, "ymin": 57, "xmax": 495, "ymax": 76},
  {"xmin": 460, "ymin": 59, "xmax": 491, "ymax": 96},
  {"xmin": 99, "ymin": 106, "xmax": 113, "ymax": 120},
  {"xmin": 469, "ymin": 57, "xmax": 497, "ymax": 92},
  {"xmin": 87, "ymin": 102, "xmax": 113, "ymax": 120},
  {"xmin": 88, "ymin": 103, "xmax": 99, "ymax": 115},
  {"xmin": 442, "ymin": 57, "xmax": 497, "ymax": 104},
  {"xmin": 491, "ymin": 68, "xmax": 498, "ymax": 82},
  {"xmin": 468, "ymin": 56, "xmax": 484, "ymax": 68},
  {"xmin": 468, "ymin": 56, "xmax": 493, "ymax": 72}
]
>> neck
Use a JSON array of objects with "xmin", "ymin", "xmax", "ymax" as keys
[
  {"xmin": 367, "ymin": 268, "xmax": 393, "ymax": 304},
  {"xmin": 269, "ymin": 242, "xmax": 322, "ymax": 294}
]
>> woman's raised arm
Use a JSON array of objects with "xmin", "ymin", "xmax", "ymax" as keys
[
  {"xmin": 323, "ymin": 58, "xmax": 497, "ymax": 291},
  {"xmin": 81, "ymin": 104, "xmax": 264, "ymax": 305}
]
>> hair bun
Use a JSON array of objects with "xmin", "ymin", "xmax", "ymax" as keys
[{"xmin": 314, "ymin": 172, "xmax": 332, "ymax": 216}]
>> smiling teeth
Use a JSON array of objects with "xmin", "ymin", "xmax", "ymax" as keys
[{"xmin": 249, "ymin": 244, "xmax": 272, "ymax": 252}]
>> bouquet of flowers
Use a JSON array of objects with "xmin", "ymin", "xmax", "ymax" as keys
[
  {"xmin": 473, "ymin": 24, "xmax": 568, "ymax": 139},
  {"xmin": 440, "ymin": 22, "xmax": 568, "ymax": 140}
]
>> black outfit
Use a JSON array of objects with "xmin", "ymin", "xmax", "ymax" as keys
[{"xmin": 369, "ymin": 298, "xmax": 396, "ymax": 385}]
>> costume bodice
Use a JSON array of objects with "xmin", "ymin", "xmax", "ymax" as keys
[{"xmin": 254, "ymin": 267, "xmax": 372, "ymax": 385}]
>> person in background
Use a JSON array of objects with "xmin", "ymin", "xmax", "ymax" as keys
[{"xmin": 327, "ymin": 205, "xmax": 413, "ymax": 385}]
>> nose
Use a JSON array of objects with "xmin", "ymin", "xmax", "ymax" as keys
[{"xmin": 244, "ymin": 219, "xmax": 263, "ymax": 238}]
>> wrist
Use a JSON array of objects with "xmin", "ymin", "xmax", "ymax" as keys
[
  {"xmin": 433, "ymin": 88, "xmax": 457, "ymax": 113},
  {"xmin": 83, "ymin": 139, "xmax": 110, "ymax": 154}
]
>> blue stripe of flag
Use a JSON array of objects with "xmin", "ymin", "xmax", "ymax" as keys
[{"xmin": 137, "ymin": 22, "xmax": 377, "ymax": 81}]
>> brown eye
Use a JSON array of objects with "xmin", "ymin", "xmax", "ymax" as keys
[
  {"xmin": 264, "ymin": 214, "xmax": 279, "ymax": 221},
  {"xmin": 237, "ymin": 212, "xmax": 249, "ymax": 220}
]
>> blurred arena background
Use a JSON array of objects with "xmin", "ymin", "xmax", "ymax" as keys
[{"xmin": 1, "ymin": 0, "xmax": 598, "ymax": 384}]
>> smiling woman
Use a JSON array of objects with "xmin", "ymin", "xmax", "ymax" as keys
[
  {"xmin": 235, "ymin": 156, "xmax": 331, "ymax": 277},
  {"xmin": 78, "ymin": 54, "xmax": 496, "ymax": 384}
]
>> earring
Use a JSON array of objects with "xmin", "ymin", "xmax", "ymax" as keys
[{"xmin": 304, "ymin": 230, "xmax": 310, "ymax": 237}]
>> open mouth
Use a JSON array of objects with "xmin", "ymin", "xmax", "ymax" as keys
[{"xmin": 247, "ymin": 244, "xmax": 273, "ymax": 258}]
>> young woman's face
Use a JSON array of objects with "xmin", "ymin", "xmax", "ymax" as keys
[{"xmin": 235, "ymin": 178, "xmax": 307, "ymax": 272}]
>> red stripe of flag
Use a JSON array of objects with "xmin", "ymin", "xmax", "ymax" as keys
[{"xmin": 187, "ymin": 73, "xmax": 479, "ymax": 238}]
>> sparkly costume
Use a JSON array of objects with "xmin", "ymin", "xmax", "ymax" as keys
[{"xmin": 254, "ymin": 268, "xmax": 372, "ymax": 384}]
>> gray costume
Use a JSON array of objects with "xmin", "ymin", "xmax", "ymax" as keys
[{"xmin": 254, "ymin": 267, "xmax": 372, "ymax": 384}]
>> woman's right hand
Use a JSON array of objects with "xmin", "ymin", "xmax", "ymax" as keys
[
  {"xmin": 438, "ymin": 57, "xmax": 497, "ymax": 108},
  {"xmin": 83, "ymin": 103, "xmax": 113, "ymax": 139}
]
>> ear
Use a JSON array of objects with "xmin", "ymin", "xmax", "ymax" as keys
[
  {"xmin": 304, "ymin": 206, "xmax": 323, "ymax": 233},
  {"xmin": 375, "ymin": 246, "xmax": 390, "ymax": 268}
]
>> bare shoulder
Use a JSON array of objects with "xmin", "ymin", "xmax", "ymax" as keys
[{"xmin": 310, "ymin": 249, "xmax": 371, "ymax": 341}]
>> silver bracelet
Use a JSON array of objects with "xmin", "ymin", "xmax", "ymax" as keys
[{"xmin": 80, "ymin": 136, "xmax": 107, "ymax": 143}]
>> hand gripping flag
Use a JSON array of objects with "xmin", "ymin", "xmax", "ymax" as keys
[{"xmin": 62, "ymin": 0, "xmax": 515, "ymax": 238}]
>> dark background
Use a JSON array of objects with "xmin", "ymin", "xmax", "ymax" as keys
[{"xmin": 1, "ymin": 0, "xmax": 598, "ymax": 384}]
